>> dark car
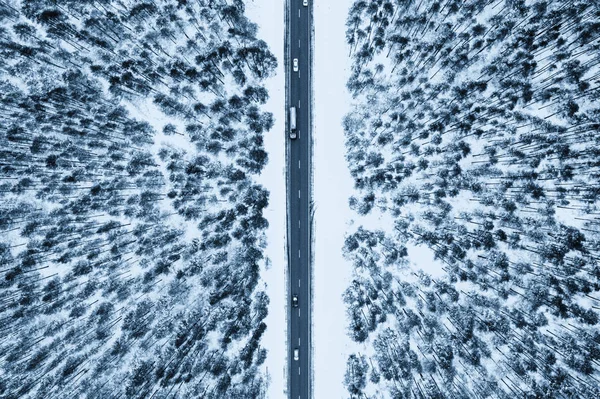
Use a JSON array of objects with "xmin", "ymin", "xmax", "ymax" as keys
[{"xmin": 292, "ymin": 294, "xmax": 298, "ymax": 308}]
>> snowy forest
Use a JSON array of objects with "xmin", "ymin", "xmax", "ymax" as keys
[
  {"xmin": 0, "ymin": 0, "xmax": 275, "ymax": 398},
  {"xmin": 343, "ymin": 0, "xmax": 600, "ymax": 398}
]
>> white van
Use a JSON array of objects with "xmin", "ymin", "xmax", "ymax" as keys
[{"xmin": 289, "ymin": 107, "xmax": 297, "ymax": 139}]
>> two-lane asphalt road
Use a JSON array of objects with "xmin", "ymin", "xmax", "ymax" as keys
[{"xmin": 287, "ymin": 0, "xmax": 312, "ymax": 398}]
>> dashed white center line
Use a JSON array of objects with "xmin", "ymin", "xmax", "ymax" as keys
[
  {"xmin": 298, "ymin": 220, "xmax": 300, "ymax": 229},
  {"xmin": 298, "ymin": 100, "xmax": 300, "ymax": 108},
  {"xmin": 298, "ymin": 249, "xmax": 301, "ymax": 258},
  {"xmin": 299, "ymin": 308, "xmax": 301, "ymax": 317},
  {"xmin": 298, "ymin": 338, "xmax": 301, "ymax": 345},
  {"xmin": 298, "ymin": 9, "xmax": 300, "ymax": 17},
  {"xmin": 298, "ymin": 190, "xmax": 301, "ymax": 199},
  {"xmin": 298, "ymin": 279, "xmax": 301, "ymax": 287},
  {"xmin": 299, "ymin": 39, "xmax": 301, "ymax": 48},
  {"xmin": 298, "ymin": 160, "xmax": 301, "ymax": 169}
]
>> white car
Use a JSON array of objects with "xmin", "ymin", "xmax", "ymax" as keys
[
  {"xmin": 294, "ymin": 348, "xmax": 299, "ymax": 361},
  {"xmin": 293, "ymin": 58, "xmax": 298, "ymax": 72},
  {"xmin": 303, "ymin": 0, "xmax": 308, "ymax": 6}
]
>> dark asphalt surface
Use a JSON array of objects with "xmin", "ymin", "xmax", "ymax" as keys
[{"xmin": 287, "ymin": 1, "xmax": 311, "ymax": 398}]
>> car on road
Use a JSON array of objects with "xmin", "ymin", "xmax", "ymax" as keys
[
  {"xmin": 303, "ymin": 0, "xmax": 308, "ymax": 6},
  {"xmin": 294, "ymin": 348, "xmax": 299, "ymax": 361},
  {"xmin": 293, "ymin": 58, "xmax": 298, "ymax": 72},
  {"xmin": 292, "ymin": 294, "xmax": 298, "ymax": 307}
]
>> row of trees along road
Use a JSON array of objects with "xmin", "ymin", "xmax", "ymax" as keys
[
  {"xmin": 343, "ymin": 0, "xmax": 600, "ymax": 398},
  {"xmin": 0, "ymin": 0, "xmax": 276, "ymax": 398}
]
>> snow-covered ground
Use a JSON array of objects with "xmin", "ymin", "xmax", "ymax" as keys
[
  {"xmin": 313, "ymin": 1, "xmax": 356, "ymax": 397},
  {"xmin": 244, "ymin": 1, "xmax": 287, "ymax": 398}
]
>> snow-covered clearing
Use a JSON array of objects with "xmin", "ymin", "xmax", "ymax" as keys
[
  {"xmin": 245, "ymin": 1, "xmax": 286, "ymax": 397},
  {"xmin": 313, "ymin": 0, "xmax": 356, "ymax": 397}
]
